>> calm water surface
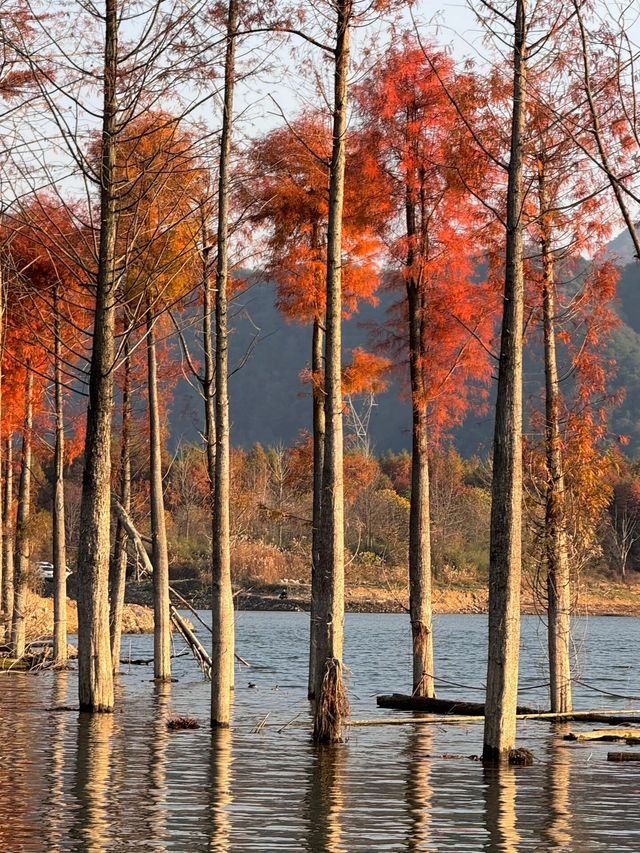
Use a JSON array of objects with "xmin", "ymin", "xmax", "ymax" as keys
[{"xmin": 2, "ymin": 612, "xmax": 640, "ymax": 852}]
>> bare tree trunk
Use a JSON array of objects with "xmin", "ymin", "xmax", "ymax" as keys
[
  {"xmin": 407, "ymin": 281, "xmax": 435, "ymax": 698},
  {"xmin": 76, "ymin": 0, "xmax": 118, "ymax": 711},
  {"xmin": 313, "ymin": 0, "xmax": 351, "ymax": 744},
  {"xmin": 537, "ymin": 160, "xmax": 572, "ymax": 714},
  {"xmin": 53, "ymin": 283, "xmax": 68, "ymax": 665},
  {"xmin": 146, "ymin": 306, "xmax": 171, "ymax": 680},
  {"xmin": 1, "ymin": 435, "xmax": 13, "ymax": 642},
  {"xmin": 211, "ymin": 0, "xmax": 237, "ymax": 728},
  {"xmin": 109, "ymin": 333, "xmax": 131, "ymax": 671},
  {"xmin": 483, "ymin": 0, "xmax": 527, "ymax": 764},
  {"xmin": 10, "ymin": 364, "xmax": 33, "ymax": 659},
  {"xmin": 308, "ymin": 313, "xmax": 324, "ymax": 700}
]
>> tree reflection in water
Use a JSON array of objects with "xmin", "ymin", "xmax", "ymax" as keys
[
  {"xmin": 542, "ymin": 725, "xmax": 573, "ymax": 851},
  {"xmin": 404, "ymin": 725, "xmax": 434, "ymax": 851},
  {"xmin": 304, "ymin": 744, "xmax": 347, "ymax": 852},
  {"xmin": 483, "ymin": 765, "xmax": 520, "ymax": 852},
  {"xmin": 71, "ymin": 711, "xmax": 114, "ymax": 853},
  {"xmin": 208, "ymin": 727, "xmax": 233, "ymax": 852}
]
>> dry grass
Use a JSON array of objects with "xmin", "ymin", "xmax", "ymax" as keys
[
  {"xmin": 231, "ymin": 539, "xmax": 310, "ymax": 586},
  {"xmin": 166, "ymin": 715, "xmax": 200, "ymax": 730}
]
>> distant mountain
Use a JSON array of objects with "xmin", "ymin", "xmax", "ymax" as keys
[
  {"xmin": 168, "ymin": 235, "xmax": 640, "ymax": 459},
  {"xmin": 606, "ymin": 222, "xmax": 640, "ymax": 266}
]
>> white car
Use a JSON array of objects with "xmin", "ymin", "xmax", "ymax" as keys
[{"xmin": 37, "ymin": 561, "xmax": 72, "ymax": 581}]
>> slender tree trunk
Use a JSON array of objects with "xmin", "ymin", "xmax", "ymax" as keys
[
  {"xmin": 537, "ymin": 160, "xmax": 572, "ymax": 714},
  {"xmin": 76, "ymin": 0, "xmax": 118, "ymax": 712},
  {"xmin": 211, "ymin": 0, "xmax": 237, "ymax": 728},
  {"xmin": 10, "ymin": 365, "xmax": 33, "ymax": 659},
  {"xmin": 1, "ymin": 435, "xmax": 13, "ymax": 642},
  {"xmin": 313, "ymin": 0, "xmax": 351, "ymax": 744},
  {"xmin": 109, "ymin": 333, "xmax": 131, "ymax": 671},
  {"xmin": 146, "ymin": 306, "xmax": 171, "ymax": 680},
  {"xmin": 308, "ymin": 313, "xmax": 325, "ymax": 700},
  {"xmin": 53, "ymin": 284, "xmax": 68, "ymax": 665},
  {"xmin": 407, "ymin": 281, "xmax": 435, "ymax": 698},
  {"xmin": 483, "ymin": 0, "xmax": 527, "ymax": 764}
]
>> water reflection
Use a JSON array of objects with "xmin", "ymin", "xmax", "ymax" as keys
[
  {"xmin": 208, "ymin": 728, "xmax": 233, "ymax": 852},
  {"xmin": 71, "ymin": 711, "xmax": 114, "ymax": 853},
  {"xmin": 483, "ymin": 766, "xmax": 520, "ymax": 852},
  {"xmin": 304, "ymin": 744, "xmax": 347, "ymax": 852},
  {"xmin": 46, "ymin": 671, "xmax": 70, "ymax": 852},
  {"xmin": 405, "ymin": 725, "xmax": 434, "ymax": 851},
  {"xmin": 148, "ymin": 682, "xmax": 171, "ymax": 849},
  {"xmin": 542, "ymin": 725, "xmax": 573, "ymax": 851}
]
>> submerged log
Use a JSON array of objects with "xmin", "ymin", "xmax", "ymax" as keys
[
  {"xmin": 376, "ymin": 693, "xmax": 537, "ymax": 715},
  {"xmin": 608, "ymin": 752, "xmax": 640, "ymax": 762}
]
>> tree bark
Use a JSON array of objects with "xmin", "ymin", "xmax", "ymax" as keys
[
  {"xmin": 308, "ymin": 313, "xmax": 325, "ymax": 700},
  {"xmin": 10, "ymin": 364, "xmax": 33, "ymax": 659},
  {"xmin": 210, "ymin": 0, "xmax": 237, "ymax": 728},
  {"xmin": 313, "ymin": 0, "xmax": 351, "ymax": 744},
  {"xmin": 146, "ymin": 306, "xmax": 171, "ymax": 680},
  {"xmin": 109, "ymin": 333, "xmax": 131, "ymax": 671},
  {"xmin": 53, "ymin": 283, "xmax": 68, "ymax": 665},
  {"xmin": 483, "ymin": 0, "xmax": 527, "ymax": 764},
  {"xmin": 76, "ymin": 0, "xmax": 118, "ymax": 712},
  {"xmin": 537, "ymin": 159, "xmax": 572, "ymax": 714},
  {"xmin": 1, "ymin": 435, "xmax": 13, "ymax": 643},
  {"xmin": 407, "ymin": 280, "xmax": 435, "ymax": 698}
]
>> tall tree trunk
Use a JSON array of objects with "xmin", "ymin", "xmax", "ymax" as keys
[
  {"xmin": 308, "ymin": 313, "xmax": 325, "ymax": 700},
  {"xmin": 53, "ymin": 284, "xmax": 68, "ymax": 665},
  {"xmin": 1, "ymin": 435, "xmax": 13, "ymax": 642},
  {"xmin": 10, "ymin": 364, "xmax": 33, "ymax": 659},
  {"xmin": 537, "ymin": 160, "xmax": 572, "ymax": 714},
  {"xmin": 312, "ymin": 0, "xmax": 351, "ymax": 744},
  {"xmin": 483, "ymin": 0, "xmax": 527, "ymax": 764},
  {"xmin": 211, "ymin": 0, "xmax": 237, "ymax": 728},
  {"xmin": 146, "ymin": 306, "xmax": 171, "ymax": 680},
  {"xmin": 109, "ymin": 332, "xmax": 131, "ymax": 671},
  {"xmin": 76, "ymin": 0, "xmax": 118, "ymax": 712},
  {"xmin": 407, "ymin": 281, "xmax": 435, "ymax": 698}
]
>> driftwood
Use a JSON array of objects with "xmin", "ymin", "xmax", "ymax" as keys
[
  {"xmin": 170, "ymin": 605, "xmax": 212, "ymax": 679},
  {"xmin": 608, "ymin": 752, "xmax": 640, "ymax": 762},
  {"xmin": 377, "ymin": 693, "xmax": 537, "ymax": 715},
  {"xmin": 565, "ymin": 729, "xmax": 640, "ymax": 743}
]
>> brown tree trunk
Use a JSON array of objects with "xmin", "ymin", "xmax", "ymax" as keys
[
  {"xmin": 1, "ymin": 435, "xmax": 13, "ymax": 642},
  {"xmin": 312, "ymin": 0, "xmax": 351, "ymax": 744},
  {"xmin": 146, "ymin": 306, "xmax": 171, "ymax": 680},
  {"xmin": 308, "ymin": 313, "xmax": 325, "ymax": 700},
  {"xmin": 76, "ymin": 0, "xmax": 118, "ymax": 712},
  {"xmin": 109, "ymin": 333, "xmax": 131, "ymax": 671},
  {"xmin": 211, "ymin": 0, "xmax": 237, "ymax": 728},
  {"xmin": 483, "ymin": 0, "xmax": 527, "ymax": 764},
  {"xmin": 53, "ymin": 284, "xmax": 68, "ymax": 665},
  {"xmin": 10, "ymin": 364, "xmax": 33, "ymax": 658},
  {"xmin": 407, "ymin": 280, "xmax": 435, "ymax": 698},
  {"xmin": 537, "ymin": 160, "xmax": 572, "ymax": 714}
]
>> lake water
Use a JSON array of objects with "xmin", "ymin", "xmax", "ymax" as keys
[{"xmin": 2, "ymin": 612, "xmax": 640, "ymax": 851}]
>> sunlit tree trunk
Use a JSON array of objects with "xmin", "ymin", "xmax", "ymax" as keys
[
  {"xmin": 146, "ymin": 306, "xmax": 171, "ymax": 680},
  {"xmin": 308, "ymin": 312, "xmax": 325, "ymax": 700},
  {"xmin": 211, "ymin": 0, "xmax": 237, "ymax": 728},
  {"xmin": 312, "ymin": 0, "xmax": 351, "ymax": 744},
  {"xmin": 109, "ymin": 333, "xmax": 131, "ymax": 671},
  {"xmin": 405, "ymin": 174, "xmax": 435, "ymax": 698},
  {"xmin": 76, "ymin": 0, "xmax": 118, "ymax": 711},
  {"xmin": 483, "ymin": 0, "xmax": 527, "ymax": 764},
  {"xmin": 1, "ymin": 435, "xmax": 13, "ymax": 643},
  {"xmin": 53, "ymin": 283, "xmax": 68, "ymax": 665},
  {"xmin": 537, "ymin": 159, "xmax": 572, "ymax": 714},
  {"xmin": 10, "ymin": 364, "xmax": 33, "ymax": 659}
]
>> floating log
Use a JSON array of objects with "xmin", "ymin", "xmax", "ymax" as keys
[
  {"xmin": 608, "ymin": 752, "xmax": 640, "ymax": 762},
  {"xmin": 376, "ymin": 693, "xmax": 537, "ymax": 715},
  {"xmin": 564, "ymin": 729, "xmax": 640, "ymax": 743}
]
